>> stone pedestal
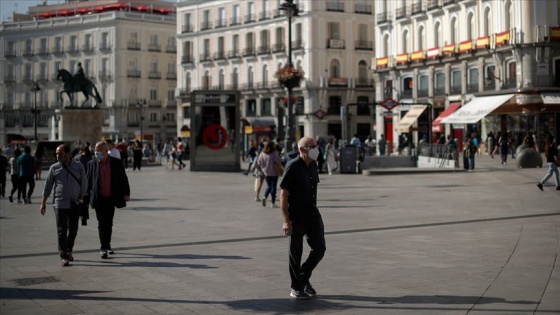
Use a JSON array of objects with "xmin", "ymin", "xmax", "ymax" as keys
[
  {"xmin": 56, "ymin": 108, "xmax": 102, "ymax": 145},
  {"xmin": 516, "ymin": 148, "xmax": 543, "ymax": 168}
]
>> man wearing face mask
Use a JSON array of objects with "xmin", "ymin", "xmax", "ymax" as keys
[
  {"xmin": 87, "ymin": 141, "xmax": 130, "ymax": 259},
  {"xmin": 279, "ymin": 136, "xmax": 326, "ymax": 300},
  {"xmin": 40, "ymin": 144, "xmax": 88, "ymax": 267}
]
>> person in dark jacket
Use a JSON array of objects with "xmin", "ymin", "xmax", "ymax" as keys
[{"xmin": 87, "ymin": 141, "xmax": 130, "ymax": 259}]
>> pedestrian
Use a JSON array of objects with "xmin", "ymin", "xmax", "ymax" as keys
[
  {"xmin": 163, "ymin": 140, "xmax": 172, "ymax": 164},
  {"xmin": 78, "ymin": 146, "xmax": 93, "ymax": 168},
  {"xmin": 86, "ymin": 141, "xmax": 130, "ymax": 259},
  {"xmin": 250, "ymin": 151, "xmax": 266, "ymax": 202},
  {"xmin": 325, "ymin": 138, "xmax": 337, "ymax": 175},
  {"xmin": 492, "ymin": 131, "xmax": 501, "ymax": 158},
  {"xmin": 486, "ymin": 131, "xmax": 495, "ymax": 158},
  {"xmin": 0, "ymin": 151, "xmax": 7, "ymax": 198},
  {"xmin": 365, "ymin": 136, "xmax": 375, "ymax": 156},
  {"xmin": 257, "ymin": 141, "xmax": 283, "ymax": 208},
  {"xmin": 350, "ymin": 134, "xmax": 361, "ymax": 147},
  {"xmin": 8, "ymin": 149, "xmax": 22, "ymax": 203},
  {"xmin": 132, "ymin": 140, "xmax": 143, "ymax": 171},
  {"xmin": 176, "ymin": 138, "xmax": 187, "ymax": 170},
  {"xmin": 498, "ymin": 132, "xmax": 509, "ymax": 165},
  {"xmin": 536, "ymin": 134, "xmax": 559, "ymax": 191},
  {"xmin": 378, "ymin": 134, "xmax": 387, "ymax": 156},
  {"xmin": 287, "ymin": 142, "xmax": 299, "ymax": 162},
  {"xmin": 279, "ymin": 136, "xmax": 326, "ymax": 300},
  {"xmin": 117, "ymin": 141, "xmax": 129, "ymax": 169},
  {"xmin": 465, "ymin": 137, "xmax": 477, "ymax": 171},
  {"xmin": 156, "ymin": 139, "xmax": 163, "ymax": 164},
  {"xmin": 34, "ymin": 146, "xmax": 45, "ymax": 180},
  {"xmin": 105, "ymin": 139, "xmax": 121, "ymax": 160},
  {"xmin": 244, "ymin": 140, "xmax": 258, "ymax": 175},
  {"xmin": 40, "ymin": 144, "xmax": 88, "ymax": 267},
  {"xmin": 17, "ymin": 146, "xmax": 36, "ymax": 204}
]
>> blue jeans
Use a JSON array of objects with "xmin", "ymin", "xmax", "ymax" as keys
[
  {"xmin": 540, "ymin": 162, "xmax": 560, "ymax": 187},
  {"xmin": 263, "ymin": 176, "xmax": 278, "ymax": 204},
  {"xmin": 468, "ymin": 157, "xmax": 475, "ymax": 170}
]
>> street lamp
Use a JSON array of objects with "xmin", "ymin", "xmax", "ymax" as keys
[
  {"xmin": 31, "ymin": 81, "xmax": 41, "ymax": 141},
  {"xmin": 137, "ymin": 99, "xmax": 146, "ymax": 144},
  {"xmin": 279, "ymin": 0, "xmax": 298, "ymax": 158}
]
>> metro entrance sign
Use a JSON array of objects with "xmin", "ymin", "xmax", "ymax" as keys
[{"xmin": 380, "ymin": 98, "xmax": 400, "ymax": 111}]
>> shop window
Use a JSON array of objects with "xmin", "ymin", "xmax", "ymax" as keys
[{"xmin": 246, "ymin": 99, "xmax": 256, "ymax": 116}]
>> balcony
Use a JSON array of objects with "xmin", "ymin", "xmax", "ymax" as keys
[
  {"xmin": 227, "ymin": 83, "xmax": 239, "ymax": 90},
  {"xmin": 166, "ymin": 72, "xmax": 177, "ymax": 80},
  {"xmin": 148, "ymin": 71, "xmax": 161, "ymax": 79},
  {"xmin": 401, "ymin": 90, "xmax": 413, "ymax": 98},
  {"xmin": 52, "ymin": 46, "xmax": 64, "ymax": 55},
  {"xmin": 200, "ymin": 21, "xmax": 213, "ymax": 30},
  {"xmin": 417, "ymin": 89, "xmax": 429, "ymax": 97},
  {"xmin": 259, "ymin": 11, "xmax": 271, "ymax": 20},
  {"xmin": 484, "ymin": 80, "xmax": 496, "ymax": 91},
  {"xmin": 22, "ymin": 48, "xmax": 34, "ymax": 57},
  {"xmin": 229, "ymin": 16, "xmax": 243, "ymax": 26},
  {"xmin": 327, "ymin": 1, "xmax": 344, "ymax": 12},
  {"xmin": 178, "ymin": 88, "xmax": 191, "ymax": 96},
  {"xmin": 355, "ymin": 78, "xmax": 374, "ymax": 87},
  {"xmin": 243, "ymin": 48, "xmax": 257, "ymax": 57},
  {"xmin": 215, "ymin": 19, "xmax": 227, "ymax": 28},
  {"xmin": 467, "ymin": 83, "xmax": 479, "ymax": 93},
  {"xmin": 377, "ymin": 12, "xmax": 392, "ymax": 24},
  {"xmin": 36, "ymin": 74, "xmax": 49, "ymax": 82},
  {"xmin": 272, "ymin": 43, "xmax": 286, "ymax": 53},
  {"xmin": 241, "ymin": 83, "xmax": 255, "ymax": 91},
  {"xmin": 328, "ymin": 77, "xmax": 348, "ymax": 87},
  {"xmin": 99, "ymin": 43, "xmax": 112, "ymax": 51},
  {"xmin": 99, "ymin": 70, "xmax": 112, "ymax": 80},
  {"xmin": 355, "ymin": 3, "xmax": 371, "ymax": 14},
  {"xmin": 443, "ymin": 0, "xmax": 458, "ymax": 5},
  {"xmin": 166, "ymin": 45, "xmax": 177, "ymax": 53},
  {"xmin": 245, "ymin": 14, "xmax": 256, "ymax": 23},
  {"xmin": 82, "ymin": 44, "xmax": 94, "ymax": 53},
  {"xmin": 4, "ymin": 75, "xmax": 16, "ymax": 83},
  {"xmin": 273, "ymin": 9, "xmax": 283, "ymax": 18},
  {"xmin": 427, "ymin": 0, "xmax": 442, "ymax": 10},
  {"xmin": 292, "ymin": 40, "xmax": 304, "ymax": 50},
  {"xmin": 181, "ymin": 55, "xmax": 195, "ymax": 64},
  {"xmin": 127, "ymin": 70, "xmax": 141, "ymax": 78},
  {"xmin": 327, "ymin": 39, "xmax": 345, "ymax": 49},
  {"xmin": 199, "ymin": 52, "xmax": 212, "ymax": 62},
  {"xmin": 148, "ymin": 44, "xmax": 161, "ymax": 52},
  {"xmin": 36, "ymin": 47, "xmax": 49, "ymax": 56},
  {"xmin": 256, "ymin": 82, "xmax": 270, "ymax": 90},
  {"xmin": 127, "ymin": 42, "xmax": 141, "ymax": 50},
  {"xmin": 22, "ymin": 74, "xmax": 33, "ymax": 83},
  {"xmin": 450, "ymin": 85, "xmax": 462, "ymax": 94},
  {"xmin": 66, "ymin": 45, "xmax": 79, "ymax": 54},
  {"xmin": 504, "ymin": 77, "xmax": 517, "ymax": 89},
  {"xmin": 433, "ymin": 87, "xmax": 445, "ymax": 96},
  {"xmin": 4, "ymin": 49, "xmax": 16, "ymax": 58},
  {"xmin": 355, "ymin": 40, "xmax": 373, "ymax": 50},
  {"xmin": 228, "ymin": 50, "xmax": 241, "ymax": 59},
  {"xmin": 182, "ymin": 24, "xmax": 194, "ymax": 33},
  {"xmin": 395, "ymin": 6, "xmax": 410, "ymax": 19},
  {"xmin": 411, "ymin": 2, "xmax": 426, "ymax": 15},
  {"xmin": 257, "ymin": 45, "xmax": 271, "ymax": 55},
  {"xmin": 148, "ymin": 100, "xmax": 162, "ymax": 107},
  {"xmin": 213, "ymin": 51, "xmax": 227, "ymax": 60}
]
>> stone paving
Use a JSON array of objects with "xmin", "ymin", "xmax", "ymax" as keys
[{"xmin": 0, "ymin": 155, "xmax": 559, "ymax": 314}]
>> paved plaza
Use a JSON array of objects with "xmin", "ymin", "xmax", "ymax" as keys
[{"xmin": 1, "ymin": 156, "xmax": 559, "ymax": 315}]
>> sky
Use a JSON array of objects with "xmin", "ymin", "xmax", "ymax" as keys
[{"xmin": 0, "ymin": 0, "xmax": 176, "ymax": 22}]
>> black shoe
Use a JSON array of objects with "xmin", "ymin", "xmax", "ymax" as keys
[
  {"xmin": 8, "ymin": 196, "xmax": 13, "ymax": 203},
  {"xmin": 107, "ymin": 248, "xmax": 114, "ymax": 255},
  {"xmin": 60, "ymin": 259, "xmax": 70, "ymax": 267},
  {"xmin": 537, "ymin": 183, "xmax": 544, "ymax": 191},
  {"xmin": 68, "ymin": 252, "xmax": 74, "ymax": 262},
  {"xmin": 557, "ymin": 186, "xmax": 560, "ymax": 191},
  {"xmin": 304, "ymin": 283, "xmax": 317, "ymax": 296},
  {"xmin": 290, "ymin": 289, "xmax": 310, "ymax": 300},
  {"xmin": 100, "ymin": 250, "xmax": 108, "ymax": 259}
]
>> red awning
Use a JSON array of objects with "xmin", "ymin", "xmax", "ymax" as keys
[
  {"xmin": 57, "ymin": 10, "xmax": 74, "ymax": 16},
  {"xmin": 155, "ymin": 8, "xmax": 174, "ymax": 14},
  {"xmin": 432, "ymin": 103, "xmax": 461, "ymax": 133},
  {"xmin": 135, "ymin": 5, "xmax": 151, "ymax": 12}
]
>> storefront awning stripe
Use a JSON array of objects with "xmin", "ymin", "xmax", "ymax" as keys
[
  {"xmin": 432, "ymin": 103, "xmax": 461, "ymax": 133},
  {"xmin": 441, "ymin": 94, "xmax": 515, "ymax": 124},
  {"xmin": 396, "ymin": 105, "xmax": 427, "ymax": 132},
  {"xmin": 541, "ymin": 92, "xmax": 560, "ymax": 104},
  {"xmin": 241, "ymin": 117, "xmax": 276, "ymax": 126}
]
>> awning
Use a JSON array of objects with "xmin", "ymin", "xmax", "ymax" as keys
[
  {"xmin": 441, "ymin": 94, "xmax": 515, "ymax": 124},
  {"xmin": 241, "ymin": 117, "xmax": 276, "ymax": 134},
  {"xmin": 541, "ymin": 92, "xmax": 560, "ymax": 104},
  {"xmin": 432, "ymin": 103, "xmax": 461, "ymax": 133},
  {"xmin": 396, "ymin": 105, "xmax": 427, "ymax": 132}
]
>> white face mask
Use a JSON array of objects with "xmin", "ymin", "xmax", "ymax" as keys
[{"xmin": 307, "ymin": 147, "xmax": 320, "ymax": 161}]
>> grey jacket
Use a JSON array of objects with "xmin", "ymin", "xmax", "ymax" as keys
[{"xmin": 43, "ymin": 160, "xmax": 88, "ymax": 209}]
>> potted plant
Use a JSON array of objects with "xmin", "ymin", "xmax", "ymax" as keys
[{"xmin": 274, "ymin": 66, "xmax": 304, "ymax": 89}]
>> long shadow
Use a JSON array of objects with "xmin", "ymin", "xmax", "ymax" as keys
[
  {"xmin": 121, "ymin": 253, "xmax": 251, "ymax": 260},
  {"xmin": 320, "ymin": 198, "xmax": 377, "ymax": 202},
  {"xmin": 1, "ymin": 288, "xmax": 551, "ymax": 314},
  {"xmin": 126, "ymin": 207, "xmax": 197, "ymax": 211},
  {"xmin": 320, "ymin": 205, "xmax": 383, "ymax": 209},
  {"xmin": 74, "ymin": 259, "xmax": 216, "ymax": 269}
]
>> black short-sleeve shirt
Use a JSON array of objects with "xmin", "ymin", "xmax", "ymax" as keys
[{"xmin": 280, "ymin": 157, "xmax": 320, "ymax": 223}]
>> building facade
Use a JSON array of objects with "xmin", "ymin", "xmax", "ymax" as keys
[
  {"xmin": 0, "ymin": 0, "xmax": 178, "ymax": 147},
  {"xmin": 374, "ymin": 0, "xmax": 560, "ymax": 153},
  {"xmin": 176, "ymin": 0, "xmax": 377, "ymax": 147}
]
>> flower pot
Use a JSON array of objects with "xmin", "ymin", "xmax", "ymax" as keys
[{"xmin": 280, "ymin": 77, "xmax": 301, "ymax": 89}]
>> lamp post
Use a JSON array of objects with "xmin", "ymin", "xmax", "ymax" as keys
[
  {"xmin": 31, "ymin": 81, "xmax": 41, "ymax": 141},
  {"xmin": 280, "ymin": 0, "xmax": 298, "ymax": 158},
  {"xmin": 137, "ymin": 99, "xmax": 146, "ymax": 144}
]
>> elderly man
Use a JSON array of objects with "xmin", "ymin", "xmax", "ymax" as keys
[{"xmin": 279, "ymin": 136, "xmax": 326, "ymax": 300}]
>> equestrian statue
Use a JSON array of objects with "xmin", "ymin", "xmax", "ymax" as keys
[{"xmin": 56, "ymin": 63, "xmax": 102, "ymax": 108}]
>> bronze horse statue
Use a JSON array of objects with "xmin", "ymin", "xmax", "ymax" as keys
[{"xmin": 56, "ymin": 69, "xmax": 102, "ymax": 108}]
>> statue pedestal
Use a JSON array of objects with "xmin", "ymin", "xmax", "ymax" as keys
[{"xmin": 56, "ymin": 108, "xmax": 102, "ymax": 145}]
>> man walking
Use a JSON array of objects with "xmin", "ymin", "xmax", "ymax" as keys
[
  {"xmin": 87, "ymin": 141, "xmax": 130, "ymax": 259},
  {"xmin": 40, "ymin": 144, "xmax": 88, "ymax": 266},
  {"xmin": 18, "ymin": 146, "xmax": 36, "ymax": 204},
  {"xmin": 279, "ymin": 136, "xmax": 326, "ymax": 300}
]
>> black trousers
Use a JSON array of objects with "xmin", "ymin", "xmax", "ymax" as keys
[
  {"xmin": 133, "ymin": 152, "xmax": 142, "ymax": 170},
  {"xmin": 94, "ymin": 196, "xmax": 116, "ymax": 250},
  {"xmin": 19, "ymin": 175, "xmax": 35, "ymax": 199},
  {"xmin": 54, "ymin": 207, "xmax": 80, "ymax": 259},
  {"xmin": 0, "ymin": 173, "xmax": 5, "ymax": 197},
  {"xmin": 10, "ymin": 174, "xmax": 21, "ymax": 199},
  {"xmin": 289, "ymin": 216, "xmax": 326, "ymax": 290}
]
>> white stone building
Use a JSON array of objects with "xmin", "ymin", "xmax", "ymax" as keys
[
  {"xmin": 0, "ymin": 0, "xmax": 178, "ymax": 147},
  {"xmin": 176, "ymin": 0, "xmax": 377, "ymax": 147}
]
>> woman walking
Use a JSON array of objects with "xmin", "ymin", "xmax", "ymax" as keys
[
  {"xmin": 257, "ymin": 141, "xmax": 282, "ymax": 208},
  {"xmin": 8, "ymin": 148, "xmax": 22, "ymax": 203},
  {"xmin": 537, "ymin": 134, "xmax": 559, "ymax": 191},
  {"xmin": 325, "ymin": 138, "xmax": 338, "ymax": 175}
]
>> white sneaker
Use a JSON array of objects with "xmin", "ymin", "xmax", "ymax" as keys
[{"xmin": 270, "ymin": 203, "xmax": 279, "ymax": 208}]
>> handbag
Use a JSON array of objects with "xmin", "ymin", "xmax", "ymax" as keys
[{"xmin": 274, "ymin": 162, "xmax": 285, "ymax": 176}]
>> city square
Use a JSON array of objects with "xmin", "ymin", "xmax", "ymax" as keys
[{"xmin": 1, "ymin": 157, "xmax": 559, "ymax": 314}]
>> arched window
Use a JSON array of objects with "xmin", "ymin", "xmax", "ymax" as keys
[
  {"xmin": 330, "ymin": 59, "xmax": 340, "ymax": 78},
  {"xmin": 185, "ymin": 72, "xmax": 191, "ymax": 92},
  {"xmin": 203, "ymin": 70, "xmax": 211, "ymax": 89},
  {"xmin": 450, "ymin": 17, "xmax": 458, "ymax": 43},
  {"xmin": 505, "ymin": 0, "xmax": 513, "ymax": 31},
  {"xmin": 219, "ymin": 69, "xmax": 225, "ymax": 89},
  {"xmin": 467, "ymin": 12, "xmax": 475, "ymax": 39},
  {"xmin": 129, "ymin": 85, "xmax": 137, "ymax": 101},
  {"xmin": 231, "ymin": 68, "xmax": 238, "ymax": 89},
  {"xmin": 358, "ymin": 60, "xmax": 368, "ymax": 80},
  {"xmin": 248, "ymin": 66, "xmax": 254, "ymax": 88},
  {"xmin": 383, "ymin": 34, "xmax": 390, "ymax": 56},
  {"xmin": 483, "ymin": 7, "xmax": 492, "ymax": 36},
  {"xmin": 434, "ymin": 22, "xmax": 442, "ymax": 47},
  {"xmin": 275, "ymin": 27, "xmax": 284, "ymax": 47},
  {"xmin": 246, "ymin": 32, "xmax": 254, "ymax": 51},
  {"xmin": 418, "ymin": 25, "xmax": 425, "ymax": 50},
  {"xmin": 402, "ymin": 29, "xmax": 409, "ymax": 53},
  {"xmin": 262, "ymin": 64, "xmax": 269, "ymax": 85}
]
